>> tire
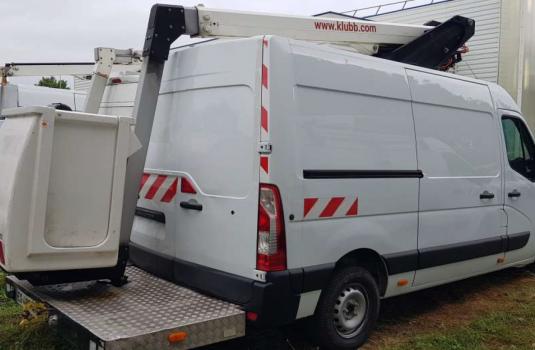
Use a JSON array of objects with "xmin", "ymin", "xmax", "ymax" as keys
[{"xmin": 312, "ymin": 266, "xmax": 380, "ymax": 349}]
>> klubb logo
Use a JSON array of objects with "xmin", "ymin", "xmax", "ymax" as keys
[
  {"xmin": 337, "ymin": 22, "xmax": 359, "ymax": 32},
  {"xmin": 314, "ymin": 21, "xmax": 377, "ymax": 33}
]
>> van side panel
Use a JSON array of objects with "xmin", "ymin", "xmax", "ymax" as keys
[
  {"xmin": 130, "ymin": 38, "xmax": 263, "ymax": 280},
  {"xmin": 99, "ymin": 83, "xmax": 137, "ymax": 117},
  {"xmin": 407, "ymin": 69, "xmax": 506, "ymax": 286},
  {"xmin": 269, "ymin": 39, "xmax": 419, "ymax": 276}
]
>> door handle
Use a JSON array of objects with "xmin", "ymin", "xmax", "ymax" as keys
[
  {"xmin": 508, "ymin": 189, "xmax": 521, "ymax": 198},
  {"xmin": 180, "ymin": 199, "xmax": 203, "ymax": 211},
  {"xmin": 480, "ymin": 191, "xmax": 495, "ymax": 200},
  {"xmin": 135, "ymin": 207, "xmax": 166, "ymax": 223}
]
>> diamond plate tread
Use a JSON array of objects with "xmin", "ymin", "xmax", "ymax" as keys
[{"xmin": 8, "ymin": 266, "xmax": 245, "ymax": 348}]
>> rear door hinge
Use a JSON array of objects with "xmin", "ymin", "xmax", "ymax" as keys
[{"xmin": 258, "ymin": 142, "xmax": 272, "ymax": 154}]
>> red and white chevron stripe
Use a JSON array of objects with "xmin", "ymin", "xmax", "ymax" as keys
[
  {"xmin": 303, "ymin": 197, "xmax": 358, "ymax": 220},
  {"xmin": 260, "ymin": 36, "xmax": 271, "ymax": 181},
  {"xmin": 139, "ymin": 173, "xmax": 179, "ymax": 203}
]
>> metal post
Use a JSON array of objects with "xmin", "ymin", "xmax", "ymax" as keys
[
  {"xmin": 118, "ymin": 4, "xmax": 199, "ymax": 245},
  {"xmin": 119, "ymin": 58, "xmax": 165, "ymax": 244},
  {"xmin": 84, "ymin": 48, "xmax": 115, "ymax": 114}
]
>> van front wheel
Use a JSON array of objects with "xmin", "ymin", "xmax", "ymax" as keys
[{"xmin": 313, "ymin": 266, "xmax": 380, "ymax": 349}]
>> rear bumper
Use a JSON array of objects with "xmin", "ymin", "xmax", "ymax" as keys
[{"xmin": 129, "ymin": 243, "xmax": 333, "ymax": 327}]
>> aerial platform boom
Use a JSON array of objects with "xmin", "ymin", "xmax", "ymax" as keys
[
  {"xmin": 195, "ymin": 7, "xmax": 432, "ymax": 45},
  {"xmin": 0, "ymin": 48, "xmax": 142, "ymax": 113}
]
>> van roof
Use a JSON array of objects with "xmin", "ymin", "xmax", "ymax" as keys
[{"xmin": 164, "ymin": 36, "xmax": 523, "ymax": 115}]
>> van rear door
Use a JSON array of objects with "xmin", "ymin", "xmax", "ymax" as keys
[{"xmin": 131, "ymin": 38, "xmax": 263, "ymax": 281}]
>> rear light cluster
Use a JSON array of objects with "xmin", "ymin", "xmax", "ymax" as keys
[
  {"xmin": 0, "ymin": 240, "xmax": 5, "ymax": 265},
  {"xmin": 256, "ymin": 184, "xmax": 287, "ymax": 272}
]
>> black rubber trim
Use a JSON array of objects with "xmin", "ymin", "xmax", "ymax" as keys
[
  {"xmin": 507, "ymin": 231, "xmax": 531, "ymax": 251},
  {"xmin": 129, "ymin": 242, "xmax": 253, "ymax": 304},
  {"xmin": 129, "ymin": 242, "xmax": 302, "ymax": 327},
  {"xmin": 383, "ymin": 232, "xmax": 531, "ymax": 274},
  {"xmin": 302, "ymin": 263, "xmax": 335, "ymax": 292},
  {"xmin": 418, "ymin": 236, "xmax": 505, "ymax": 270},
  {"xmin": 288, "ymin": 268, "xmax": 304, "ymax": 294},
  {"xmin": 303, "ymin": 170, "xmax": 424, "ymax": 179},
  {"xmin": 383, "ymin": 250, "xmax": 419, "ymax": 275},
  {"xmin": 135, "ymin": 207, "xmax": 166, "ymax": 223}
]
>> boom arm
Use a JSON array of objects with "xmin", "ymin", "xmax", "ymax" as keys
[
  {"xmin": 0, "ymin": 48, "xmax": 142, "ymax": 113},
  {"xmin": 84, "ymin": 48, "xmax": 142, "ymax": 113},
  {"xmin": 195, "ymin": 7, "xmax": 432, "ymax": 45}
]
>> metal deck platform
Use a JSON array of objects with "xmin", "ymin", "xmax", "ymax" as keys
[{"xmin": 6, "ymin": 266, "xmax": 245, "ymax": 350}]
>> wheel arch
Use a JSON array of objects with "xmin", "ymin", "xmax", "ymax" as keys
[{"xmin": 335, "ymin": 248, "xmax": 389, "ymax": 296}]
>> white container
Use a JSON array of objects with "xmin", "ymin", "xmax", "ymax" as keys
[{"xmin": 0, "ymin": 106, "xmax": 140, "ymax": 272}]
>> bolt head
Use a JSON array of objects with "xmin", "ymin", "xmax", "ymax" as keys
[{"xmin": 48, "ymin": 315, "xmax": 59, "ymax": 327}]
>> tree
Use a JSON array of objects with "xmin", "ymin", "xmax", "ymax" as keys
[{"xmin": 36, "ymin": 76, "xmax": 70, "ymax": 89}]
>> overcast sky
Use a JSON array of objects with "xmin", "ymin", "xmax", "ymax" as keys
[{"xmin": 0, "ymin": 0, "xmax": 399, "ymax": 63}]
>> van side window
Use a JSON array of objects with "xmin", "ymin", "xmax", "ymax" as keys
[{"xmin": 502, "ymin": 117, "xmax": 535, "ymax": 181}]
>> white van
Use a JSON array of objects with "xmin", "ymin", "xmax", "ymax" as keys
[
  {"xmin": 0, "ymin": 76, "xmax": 137, "ymax": 117},
  {"xmin": 0, "ymin": 83, "xmax": 86, "ymax": 113},
  {"xmin": 125, "ymin": 35, "xmax": 535, "ymax": 349}
]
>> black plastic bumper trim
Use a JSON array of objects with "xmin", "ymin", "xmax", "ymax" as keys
[
  {"xmin": 129, "ymin": 242, "xmax": 253, "ymax": 303},
  {"xmin": 507, "ymin": 231, "xmax": 531, "ymax": 251},
  {"xmin": 129, "ymin": 243, "xmax": 336, "ymax": 326},
  {"xmin": 418, "ymin": 236, "xmax": 505, "ymax": 270},
  {"xmin": 383, "ymin": 232, "xmax": 531, "ymax": 274},
  {"xmin": 383, "ymin": 250, "xmax": 419, "ymax": 275},
  {"xmin": 302, "ymin": 263, "xmax": 335, "ymax": 292}
]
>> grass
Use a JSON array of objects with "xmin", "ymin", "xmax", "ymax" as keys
[
  {"xmin": 0, "ymin": 272, "xmax": 64, "ymax": 350},
  {"xmin": 392, "ymin": 308, "xmax": 535, "ymax": 350},
  {"xmin": 363, "ymin": 268, "xmax": 535, "ymax": 350}
]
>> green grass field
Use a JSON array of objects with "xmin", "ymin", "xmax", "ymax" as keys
[
  {"xmin": 0, "ymin": 272, "xmax": 63, "ymax": 350},
  {"xmin": 363, "ymin": 268, "xmax": 535, "ymax": 350},
  {"xmin": 1, "ymin": 268, "xmax": 535, "ymax": 350}
]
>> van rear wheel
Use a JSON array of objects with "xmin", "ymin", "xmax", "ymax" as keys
[{"xmin": 313, "ymin": 266, "xmax": 379, "ymax": 349}]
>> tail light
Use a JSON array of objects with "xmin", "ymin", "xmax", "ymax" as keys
[
  {"xmin": 0, "ymin": 240, "xmax": 5, "ymax": 265},
  {"xmin": 256, "ymin": 184, "xmax": 286, "ymax": 271}
]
